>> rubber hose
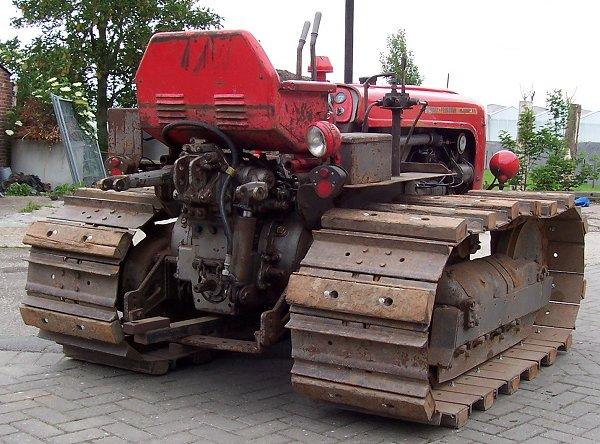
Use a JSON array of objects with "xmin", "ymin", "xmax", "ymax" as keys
[{"xmin": 161, "ymin": 120, "xmax": 239, "ymax": 250}]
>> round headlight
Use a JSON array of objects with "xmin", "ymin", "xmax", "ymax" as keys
[
  {"xmin": 457, "ymin": 133, "xmax": 467, "ymax": 154},
  {"xmin": 334, "ymin": 91, "xmax": 347, "ymax": 104},
  {"xmin": 307, "ymin": 126, "xmax": 327, "ymax": 157}
]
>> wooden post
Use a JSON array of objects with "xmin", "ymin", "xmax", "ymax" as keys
[{"xmin": 565, "ymin": 103, "xmax": 581, "ymax": 158}]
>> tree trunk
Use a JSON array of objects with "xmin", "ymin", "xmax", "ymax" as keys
[
  {"xmin": 96, "ymin": 73, "xmax": 109, "ymax": 157},
  {"xmin": 565, "ymin": 103, "xmax": 581, "ymax": 159}
]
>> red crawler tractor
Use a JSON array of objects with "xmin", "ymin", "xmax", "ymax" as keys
[{"xmin": 20, "ymin": 8, "xmax": 585, "ymax": 428}]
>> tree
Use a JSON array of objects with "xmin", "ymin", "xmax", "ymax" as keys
[
  {"xmin": 498, "ymin": 105, "xmax": 546, "ymax": 189},
  {"xmin": 379, "ymin": 29, "xmax": 422, "ymax": 86},
  {"xmin": 499, "ymin": 89, "xmax": 594, "ymax": 191},
  {"xmin": 5, "ymin": 0, "xmax": 221, "ymax": 151}
]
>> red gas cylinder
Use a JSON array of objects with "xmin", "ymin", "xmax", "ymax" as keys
[{"xmin": 489, "ymin": 150, "xmax": 520, "ymax": 183}]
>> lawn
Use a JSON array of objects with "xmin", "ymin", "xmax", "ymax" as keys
[{"xmin": 482, "ymin": 170, "xmax": 598, "ymax": 193}]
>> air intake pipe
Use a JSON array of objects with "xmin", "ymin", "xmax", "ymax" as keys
[
  {"xmin": 309, "ymin": 12, "xmax": 322, "ymax": 81},
  {"xmin": 296, "ymin": 21, "xmax": 310, "ymax": 79}
]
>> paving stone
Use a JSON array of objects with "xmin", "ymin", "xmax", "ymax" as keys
[
  {"xmin": 499, "ymin": 423, "xmax": 545, "ymax": 440},
  {"xmin": 0, "ymin": 389, "xmax": 49, "ymax": 403},
  {"xmin": 455, "ymin": 429, "xmax": 515, "ymax": 444},
  {"xmin": 67, "ymin": 403, "xmax": 123, "ymax": 421},
  {"xmin": 2, "ymin": 431, "xmax": 47, "ymax": 444},
  {"xmin": 0, "ymin": 399, "xmax": 38, "ymax": 414},
  {"xmin": 542, "ymin": 429, "xmax": 595, "ymax": 443},
  {"xmin": 490, "ymin": 412, "xmax": 534, "ymax": 428},
  {"xmin": 13, "ymin": 418, "xmax": 63, "ymax": 438},
  {"xmin": 59, "ymin": 416, "xmax": 116, "ymax": 433},
  {"xmin": 101, "ymin": 422, "xmax": 152, "ymax": 441},
  {"xmin": 236, "ymin": 419, "xmax": 290, "ymax": 438},
  {"xmin": 530, "ymin": 417, "xmax": 589, "ymax": 436},
  {"xmin": 0, "ymin": 411, "xmax": 28, "ymax": 424},
  {"xmin": 92, "ymin": 437, "xmax": 129, "ymax": 444},
  {"xmin": 0, "ymin": 424, "xmax": 18, "ymax": 436},
  {"xmin": 49, "ymin": 427, "xmax": 109, "ymax": 444},
  {"xmin": 25, "ymin": 406, "xmax": 72, "ymax": 424},
  {"xmin": 189, "ymin": 424, "xmax": 247, "ymax": 443},
  {"xmin": 146, "ymin": 431, "xmax": 199, "ymax": 444}
]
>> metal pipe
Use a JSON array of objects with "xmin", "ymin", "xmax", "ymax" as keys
[
  {"xmin": 230, "ymin": 214, "xmax": 257, "ymax": 283},
  {"xmin": 401, "ymin": 101, "xmax": 428, "ymax": 157},
  {"xmin": 391, "ymin": 108, "xmax": 402, "ymax": 176},
  {"xmin": 310, "ymin": 12, "xmax": 322, "ymax": 81},
  {"xmin": 344, "ymin": 0, "xmax": 354, "ymax": 83},
  {"xmin": 296, "ymin": 21, "xmax": 310, "ymax": 79},
  {"xmin": 98, "ymin": 166, "xmax": 173, "ymax": 191}
]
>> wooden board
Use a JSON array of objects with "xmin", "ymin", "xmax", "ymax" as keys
[{"xmin": 433, "ymin": 325, "xmax": 570, "ymax": 428}]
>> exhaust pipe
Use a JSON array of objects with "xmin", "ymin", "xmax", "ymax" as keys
[
  {"xmin": 310, "ymin": 12, "xmax": 322, "ymax": 81},
  {"xmin": 344, "ymin": 0, "xmax": 354, "ymax": 83},
  {"xmin": 296, "ymin": 21, "xmax": 311, "ymax": 79}
]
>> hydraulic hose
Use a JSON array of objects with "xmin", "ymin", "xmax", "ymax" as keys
[
  {"xmin": 161, "ymin": 120, "xmax": 240, "ymax": 167},
  {"xmin": 161, "ymin": 120, "xmax": 240, "ymax": 257}
]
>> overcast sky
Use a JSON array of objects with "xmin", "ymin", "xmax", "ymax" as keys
[{"xmin": 2, "ymin": 0, "xmax": 598, "ymax": 110}]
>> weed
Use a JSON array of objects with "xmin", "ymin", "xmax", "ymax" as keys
[
  {"xmin": 5, "ymin": 183, "xmax": 37, "ymax": 196},
  {"xmin": 20, "ymin": 201, "xmax": 43, "ymax": 213}
]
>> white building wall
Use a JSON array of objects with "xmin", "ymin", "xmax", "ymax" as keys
[
  {"xmin": 487, "ymin": 106, "xmax": 600, "ymax": 143},
  {"xmin": 579, "ymin": 112, "xmax": 600, "ymax": 142},
  {"xmin": 487, "ymin": 107, "xmax": 518, "ymax": 141}
]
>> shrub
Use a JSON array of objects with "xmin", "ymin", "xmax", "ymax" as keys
[{"xmin": 4, "ymin": 182, "xmax": 37, "ymax": 196}]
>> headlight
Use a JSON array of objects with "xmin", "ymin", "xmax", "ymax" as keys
[
  {"xmin": 307, "ymin": 126, "xmax": 327, "ymax": 157},
  {"xmin": 334, "ymin": 91, "xmax": 347, "ymax": 104},
  {"xmin": 306, "ymin": 121, "xmax": 342, "ymax": 159},
  {"xmin": 457, "ymin": 133, "xmax": 467, "ymax": 154}
]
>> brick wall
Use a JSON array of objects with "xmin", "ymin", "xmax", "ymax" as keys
[{"xmin": 0, "ymin": 66, "xmax": 14, "ymax": 168}]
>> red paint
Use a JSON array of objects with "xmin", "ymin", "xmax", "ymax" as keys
[
  {"xmin": 309, "ymin": 121, "xmax": 342, "ymax": 158},
  {"xmin": 348, "ymin": 84, "xmax": 487, "ymax": 189},
  {"xmin": 136, "ymin": 31, "xmax": 334, "ymax": 155},
  {"xmin": 135, "ymin": 29, "xmax": 488, "ymax": 190},
  {"xmin": 308, "ymin": 56, "xmax": 334, "ymax": 82},
  {"xmin": 489, "ymin": 150, "xmax": 520, "ymax": 183}
]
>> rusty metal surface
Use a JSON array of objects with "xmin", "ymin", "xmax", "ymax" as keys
[
  {"xmin": 178, "ymin": 335, "xmax": 262, "ymax": 353},
  {"xmin": 20, "ymin": 305, "xmax": 123, "ymax": 344},
  {"xmin": 322, "ymin": 207, "xmax": 468, "ymax": 242},
  {"xmin": 287, "ymin": 192, "xmax": 585, "ymax": 428},
  {"xmin": 23, "ymin": 221, "xmax": 132, "ymax": 260},
  {"xmin": 286, "ymin": 273, "xmax": 434, "ymax": 324},
  {"xmin": 26, "ymin": 249, "xmax": 120, "ymax": 310},
  {"xmin": 107, "ymin": 108, "xmax": 143, "ymax": 166},
  {"xmin": 133, "ymin": 316, "xmax": 221, "ymax": 345},
  {"xmin": 339, "ymin": 133, "xmax": 392, "ymax": 184},
  {"xmin": 54, "ymin": 196, "xmax": 156, "ymax": 229},
  {"xmin": 365, "ymin": 202, "xmax": 497, "ymax": 232}
]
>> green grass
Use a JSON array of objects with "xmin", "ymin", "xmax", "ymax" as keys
[
  {"xmin": 45, "ymin": 182, "xmax": 82, "ymax": 199},
  {"xmin": 20, "ymin": 201, "xmax": 43, "ymax": 213},
  {"xmin": 482, "ymin": 169, "xmax": 597, "ymax": 193},
  {"xmin": 4, "ymin": 183, "xmax": 37, "ymax": 196}
]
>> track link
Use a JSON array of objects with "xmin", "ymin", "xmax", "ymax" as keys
[
  {"xmin": 19, "ymin": 188, "xmax": 206, "ymax": 374},
  {"xmin": 286, "ymin": 190, "xmax": 585, "ymax": 427}
]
